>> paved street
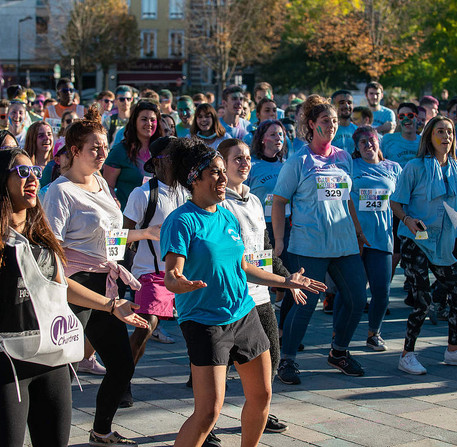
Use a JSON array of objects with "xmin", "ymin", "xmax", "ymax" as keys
[{"xmin": 34, "ymin": 270, "xmax": 457, "ymax": 446}]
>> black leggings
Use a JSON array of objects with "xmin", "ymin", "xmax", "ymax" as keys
[
  {"xmin": 70, "ymin": 271, "xmax": 134, "ymax": 434},
  {"xmin": 0, "ymin": 357, "xmax": 71, "ymax": 447}
]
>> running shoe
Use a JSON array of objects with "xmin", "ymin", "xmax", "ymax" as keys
[
  {"xmin": 327, "ymin": 351, "xmax": 364, "ymax": 376},
  {"xmin": 89, "ymin": 430, "xmax": 137, "ymax": 446},
  {"xmin": 78, "ymin": 356, "xmax": 106, "ymax": 375},
  {"xmin": 444, "ymin": 348, "xmax": 457, "ymax": 365},
  {"xmin": 277, "ymin": 359, "xmax": 301, "ymax": 385},
  {"xmin": 322, "ymin": 293, "xmax": 335, "ymax": 314},
  {"xmin": 398, "ymin": 352, "xmax": 427, "ymax": 375},
  {"xmin": 264, "ymin": 414, "xmax": 288, "ymax": 433},
  {"xmin": 366, "ymin": 334, "xmax": 388, "ymax": 351},
  {"xmin": 151, "ymin": 326, "xmax": 175, "ymax": 344},
  {"xmin": 202, "ymin": 430, "xmax": 221, "ymax": 447}
]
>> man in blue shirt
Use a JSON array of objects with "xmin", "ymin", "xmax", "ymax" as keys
[
  {"xmin": 365, "ymin": 81, "xmax": 395, "ymax": 135},
  {"xmin": 219, "ymin": 85, "xmax": 250, "ymax": 139},
  {"xmin": 331, "ymin": 89, "xmax": 358, "ymax": 153}
]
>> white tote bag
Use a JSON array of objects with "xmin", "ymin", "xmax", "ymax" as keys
[{"xmin": 0, "ymin": 230, "xmax": 84, "ymax": 367}]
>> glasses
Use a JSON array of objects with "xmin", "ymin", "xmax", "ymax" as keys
[
  {"xmin": 103, "ymin": 99, "xmax": 114, "ymax": 104},
  {"xmin": 64, "ymin": 118, "xmax": 74, "ymax": 124},
  {"xmin": 59, "ymin": 88, "xmax": 75, "ymax": 94},
  {"xmin": 10, "ymin": 165, "xmax": 43, "ymax": 179},
  {"xmin": 0, "ymin": 114, "xmax": 6, "ymax": 120},
  {"xmin": 398, "ymin": 112, "xmax": 417, "ymax": 120},
  {"xmin": 117, "ymin": 97, "xmax": 132, "ymax": 103}
]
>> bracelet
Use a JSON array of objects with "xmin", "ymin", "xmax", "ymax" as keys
[
  {"xmin": 402, "ymin": 215, "xmax": 410, "ymax": 224},
  {"xmin": 109, "ymin": 298, "xmax": 116, "ymax": 315},
  {"xmin": 356, "ymin": 231, "xmax": 363, "ymax": 239}
]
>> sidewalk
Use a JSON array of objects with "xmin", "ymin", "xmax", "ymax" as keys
[{"xmin": 39, "ymin": 271, "xmax": 457, "ymax": 446}]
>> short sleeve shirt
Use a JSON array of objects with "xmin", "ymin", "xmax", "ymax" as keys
[{"xmin": 381, "ymin": 133, "xmax": 421, "ymax": 168}]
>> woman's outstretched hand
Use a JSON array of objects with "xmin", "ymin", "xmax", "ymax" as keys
[
  {"xmin": 113, "ymin": 300, "xmax": 149, "ymax": 328},
  {"xmin": 284, "ymin": 267, "xmax": 327, "ymax": 297}
]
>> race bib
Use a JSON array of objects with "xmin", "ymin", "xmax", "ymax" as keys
[
  {"xmin": 105, "ymin": 229, "xmax": 129, "ymax": 261},
  {"xmin": 264, "ymin": 194, "xmax": 291, "ymax": 217},
  {"xmin": 359, "ymin": 189, "xmax": 389, "ymax": 211},
  {"xmin": 316, "ymin": 176, "xmax": 350, "ymax": 201},
  {"xmin": 244, "ymin": 250, "xmax": 273, "ymax": 273},
  {"xmin": 46, "ymin": 118, "xmax": 61, "ymax": 136}
]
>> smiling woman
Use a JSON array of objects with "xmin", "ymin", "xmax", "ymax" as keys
[
  {"xmin": 24, "ymin": 121, "xmax": 54, "ymax": 170},
  {"xmin": 7, "ymin": 102, "xmax": 28, "ymax": 148},
  {"xmin": 190, "ymin": 103, "xmax": 229, "ymax": 149}
]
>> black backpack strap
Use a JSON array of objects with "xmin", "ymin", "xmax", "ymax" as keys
[{"xmin": 141, "ymin": 177, "xmax": 160, "ymax": 274}]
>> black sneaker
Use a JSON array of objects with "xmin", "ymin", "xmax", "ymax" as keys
[
  {"xmin": 202, "ymin": 430, "xmax": 221, "ymax": 447},
  {"xmin": 366, "ymin": 334, "xmax": 388, "ymax": 351},
  {"xmin": 277, "ymin": 359, "xmax": 301, "ymax": 385},
  {"xmin": 119, "ymin": 382, "xmax": 133, "ymax": 408},
  {"xmin": 89, "ymin": 430, "xmax": 137, "ymax": 446},
  {"xmin": 264, "ymin": 414, "xmax": 288, "ymax": 433},
  {"xmin": 327, "ymin": 351, "xmax": 364, "ymax": 376}
]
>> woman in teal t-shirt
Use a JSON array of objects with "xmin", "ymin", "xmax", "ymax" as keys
[
  {"xmin": 391, "ymin": 115, "xmax": 457, "ymax": 375},
  {"xmin": 160, "ymin": 137, "xmax": 325, "ymax": 447},
  {"xmin": 103, "ymin": 100, "xmax": 163, "ymax": 210}
]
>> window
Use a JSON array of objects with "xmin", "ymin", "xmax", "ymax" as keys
[
  {"xmin": 169, "ymin": 30, "xmax": 185, "ymax": 58},
  {"xmin": 36, "ymin": 16, "xmax": 48, "ymax": 34},
  {"xmin": 141, "ymin": 0, "xmax": 157, "ymax": 19},
  {"xmin": 141, "ymin": 30, "xmax": 157, "ymax": 58},
  {"xmin": 169, "ymin": 0, "xmax": 185, "ymax": 19}
]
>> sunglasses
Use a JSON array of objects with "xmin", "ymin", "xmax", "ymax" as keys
[
  {"xmin": 103, "ymin": 99, "xmax": 114, "ymax": 104},
  {"xmin": 0, "ymin": 114, "xmax": 6, "ymax": 120},
  {"xmin": 117, "ymin": 97, "xmax": 132, "ymax": 103},
  {"xmin": 10, "ymin": 164, "xmax": 43, "ymax": 179},
  {"xmin": 59, "ymin": 88, "xmax": 75, "ymax": 94},
  {"xmin": 398, "ymin": 112, "xmax": 417, "ymax": 120}
]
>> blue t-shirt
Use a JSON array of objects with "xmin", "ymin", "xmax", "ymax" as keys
[
  {"xmin": 176, "ymin": 123, "xmax": 191, "ymax": 138},
  {"xmin": 160, "ymin": 201, "xmax": 255, "ymax": 325},
  {"xmin": 333, "ymin": 122, "xmax": 358, "ymax": 154},
  {"xmin": 372, "ymin": 106, "xmax": 396, "ymax": 129},
  {"xmin": 351, "ymin": 158, "xmax": 402, "ymax": 253},
  {"xmin": 273, "ymin": 144, "xmax": 359, "ymax": 258},
  {"xmin": 245, "ymin": 156, "xmax": 290, "ymax": 222},
  {"xmin": 249, "ymin": 108, "xmax": 285, "ymax": 124},
  {"xmin": 391, "ymin": 158, "xmax": 457, "ymax": 266},
  {"xmin": 219, "ymin": 117, "xmax": 250, "ymax": 139},
  {"xmin": 381, "ymin": 133, "xmax": 421, "ymax": 168}
]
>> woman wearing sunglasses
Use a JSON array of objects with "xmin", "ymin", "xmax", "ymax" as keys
[
  {"xmin": 43, "ymin": 106, "xmax": 158, "ymax": 445},
  {"xmin": 391, "ymin": 115, "xmax": 457, "ymax": 374},
  {"xmin": 57, "ymin": 110, "xmax": 78, "ymax": 137},
  {"xmin": 103, "ymin": 100, "xmax": 163, "ymax": 210},
  {"xmin": 0, "ymin": 147, "xmax": 147, "ymax": 446}
]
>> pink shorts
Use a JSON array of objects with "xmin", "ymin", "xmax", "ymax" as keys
[{"xmin": 135, "ymin": 272, "xmax": 175, "ymax": 318}]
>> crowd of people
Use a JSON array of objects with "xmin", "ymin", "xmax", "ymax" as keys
[{"xmin": 0, "ymin": 78, "xmax": 457, "ymax": 447}]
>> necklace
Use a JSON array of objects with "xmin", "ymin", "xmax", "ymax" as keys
[{"xmin": 197, "ymin": 131, "xmax": 217, "ymax": 140}]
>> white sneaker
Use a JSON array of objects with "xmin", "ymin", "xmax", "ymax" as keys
[
  {"xmin": 151, "ymin": 326, "xmax": 175, "ymax": 344},
  {"xmin": 398, "ymin": 352, "xmax": 427, "ymax": 375},
  {"xmin": 444, "ymin": 348, "xmax": 457, "ymax": 365},
  {"xmin": 78, "ymin": 356, "xmax": 106, "ymax": 375}
]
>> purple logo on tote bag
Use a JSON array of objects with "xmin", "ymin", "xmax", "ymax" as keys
[{"xmin": 50, "ymin": 315, "xmax": 80, "ymax": 346}]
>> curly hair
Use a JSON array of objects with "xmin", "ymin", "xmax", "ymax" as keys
[
  {"xmin": 297, "ymin": 95, "xmax": 335, "ymax": 143},
  {"xmin": 168, "ymin": 137, "xmax": 216, "ymax": 192},
  {"xmin": 0, "ymin": 148, "xmax": 65, "ymax": 265},
  {"xmin": 65, "ymin": 105, "xmax": 106, "ymax": 168},
  {"xmin": 122, "ymin": 100, "xmax": 163, "ymax": 164}
]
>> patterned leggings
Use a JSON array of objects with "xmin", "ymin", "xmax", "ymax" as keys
[{"xmin": 400, "ymin": 237, "xmax": 457, "ymax": 351}]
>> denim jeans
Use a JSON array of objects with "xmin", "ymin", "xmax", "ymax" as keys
[
  {"xmin": 281, "ymin": 254, "xmax": 367, "ymax": 358},
  {"xmin": 334, "ymin": 248, "xmax": 391, "ymax": 334}
]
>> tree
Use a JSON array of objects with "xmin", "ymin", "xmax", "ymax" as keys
[
  {"xmin": 186, "ymin": 0, "xmax": 288, "ymax": 98},
  {"xmin": 61, "ymin": 0, "xmax": 140, "ymax": 92},
  {"xmin": 285, "ymin": 0, "xmax": 423, "ymax": 81}
]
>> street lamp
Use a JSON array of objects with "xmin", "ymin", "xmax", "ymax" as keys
[{"xmin": 17, "ymin": 16, "xmax": 33, "ymax": 84}]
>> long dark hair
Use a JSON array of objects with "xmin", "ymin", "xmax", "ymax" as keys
[
  {"xmin": 251, "ymin": 119, "xmax": 288, "ymax": 161},
  {"xmin": 0, "ymin": 148, "xmax": 66, "ymax": 265},
  {"xmin": 122, "ymin": 100, "xmax": 163, "ymax": 163},
  {"xmin": 190, "ymin": 103, "xmax": 226, "ymax": 138}
]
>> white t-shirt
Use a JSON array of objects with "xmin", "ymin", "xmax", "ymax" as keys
[
  {"xmin": 43, "ymin": 175, "xmax": 123, "ymax": 262},
  {"xmin": 123, "ymin": 180, "xmax": 188, "ymax": 278}
]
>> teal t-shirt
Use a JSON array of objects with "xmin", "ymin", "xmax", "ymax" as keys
[
  {"xmin": 40, "ymin": 160, "xmax": 56, "ymax": 188},
  {"xmin": 351, "ymin": 158, "xmax": 402, "ymax": 253},
  {"xmin": 160, "ymin": 201, "xmax": 255, "ymax": 325},
  {"xmin": 372, "ymin": 106, "xmax": 396, "ymax": 129},
  {"xmin": 333, "ymin": 122, "xmax": 358, "ymax": 154},
  {"xmin": 381, "ymin": 133, "xmax": 421, "ymax": 168},
  {"xmin": 391, "ymin": 158, "xmax": 457, "ymax": 266},
  {"xmin": 176, "ymin": 123, "xmax": 191, "ymax": 138},
  {"xmin": 219, "ymin": 117, "xmax": 250, "ymax": 139},
  {"xmin": 104, "ymin": 142, "xmax": 149, "ymax": 211},
  {"xmin": 273, "ymin": 144, "xmax": 359, "ymax": 258}
]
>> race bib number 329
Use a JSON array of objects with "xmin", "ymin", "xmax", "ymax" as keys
[{"xmin": 316, "ymin": 176, "xmax": 350, "ymax": 201}]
